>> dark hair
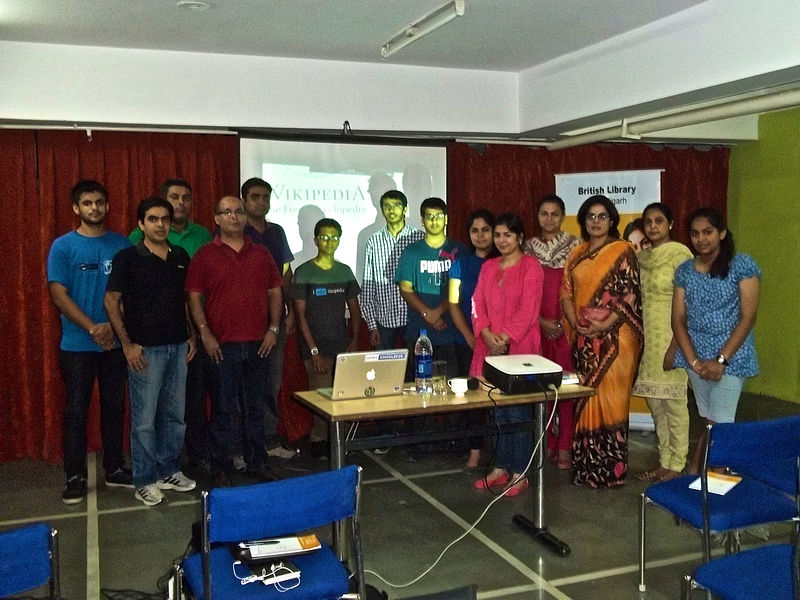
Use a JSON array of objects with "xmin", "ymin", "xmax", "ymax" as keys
[
  {"xmin": 642, "ymin": 202, "xmax": 674, "ymax": 224},
  {"xmin": 466, "ymin": 209, "xmax": 499, "ymax": 257},
  {"xmin": 623, "ymin": 218, "xmax": 645, "ymax": 241},
  {"xmin": 577, "ymin": 195, "xmax": 620, "ymax": 241},
  {"xmin": 420, "ymin": 197, "xmax": 447, "ymax": 217},
  {"xmin": 241, "ymin": 177, "xmax": 272, "ymax": 198},
  {"xmin": 687, "ymin": 207, "xmax": 735, "ymax": 278},
  {"xmin": 70, "ymin": 180, "xmax": 107, "ymax": 205},
  {"xmin": 137, "ymin": 196, "xmax": 173, "ymax": 223},
  {"xmin": 159, "ymin": 178, "xmax": 191, "ymax": 198},
  {"xmin": 314, "ymin": 217, "xmax": 342, "ymax": 237},
  {"xmin": 380, "ymin": 190, "xmax": 408, "ymax": 210},
  {"xmin": 537, "ymin": 194, "xmax": 566, "ymax": 214},
  {"xmin": 494, "ymin": 212, "xmax": 525, "ymax": 240}
]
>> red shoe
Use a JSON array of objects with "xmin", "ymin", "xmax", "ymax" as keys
[
  {"xmin": 504, "ymin": 477, "xmax": 529, "ymax": 497},
  {"xmin": 474, "ymin": 471, "xmax": 509, "ymax": 489}
]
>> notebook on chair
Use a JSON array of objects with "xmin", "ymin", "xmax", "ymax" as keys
[{"xmin": 317, "ymin": 349, "xmax": 408, "ymax": 400}]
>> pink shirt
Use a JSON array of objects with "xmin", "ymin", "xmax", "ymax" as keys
[{"xmin": 469, "ymin": 254, "xmax": 544, "ymax": 377}]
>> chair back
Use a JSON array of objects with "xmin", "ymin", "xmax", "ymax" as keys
[
  {"xmin": 206, "ymin": 465, "xmax": 361, "ymax": 544},
  {"xmin": 706, "ymin": 414, "xmax": 800, "ymax": 471},
  {"xmin": 0, "ymin": 523, "xmax": 59, "ymax": 599}
]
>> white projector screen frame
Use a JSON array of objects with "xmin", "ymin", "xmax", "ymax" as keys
[{"xmin": 240, "ymin": 137, "xmax": 447, "ymax": 283}]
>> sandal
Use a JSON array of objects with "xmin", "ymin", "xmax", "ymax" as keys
[
  {"xmin": 474, "ymin": 470, "xmax": 509, "ymax": 490},
  {"xmin": 557, "ymin": 450, "xmax": 571, "ymax": 470},
  {"xmin": 504, "ymin": 477, "xmax": 529, "ymax": 497},
  {"xmin": 636, "ymin": 468, "xmax": 663, "ymax": 481}
]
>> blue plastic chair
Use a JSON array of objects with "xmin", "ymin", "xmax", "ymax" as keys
[
  {"xmin": 681, "ymin": 538, "xmax": 800, "ymax": 599},
  {"xmin": 639, "ymin": 415, "xmax": 800, "ymax": 592},
  {"xmin": 0, "ymin": 522, "xmax": 60, "ymax": 599},
  {"xmin": 177, "ymin": 465, "xmax": 365, "ymax": 600}
]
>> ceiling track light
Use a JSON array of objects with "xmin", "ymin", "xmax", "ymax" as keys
[
  {"xmin": 177, "ymin": 0, "xmax": 210, "ymax": 11},
  {"xmin": 381, "ymin": 0, "xmax": 465, "ymax": 60}
]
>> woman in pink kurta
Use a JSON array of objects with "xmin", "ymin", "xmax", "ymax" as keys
[{"xmin": 471, "ymin": 213, "xmax": 544, "ymax": 497}]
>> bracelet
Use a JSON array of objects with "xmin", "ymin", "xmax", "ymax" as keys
[
  {"xmin": 198, "ymin": 323, "xmax": 207, "ymax": 330},
  {"xmin": 268, "ymin": 325, "xmax": 279, "ymax": 335},
  {"xmin": 690, "ymin": 358, "xmax": 699, "ymax": 368}
]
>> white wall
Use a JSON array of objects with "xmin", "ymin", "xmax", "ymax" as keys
[
  {"xmin": 0, "ymin": 41, "xmax": 518, "ymax": 134},
  {"xmin": 518, "ymin": 0, "xmax": 800, "ymax": 136}
]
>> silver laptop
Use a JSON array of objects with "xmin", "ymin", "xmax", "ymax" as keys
[{"xmin": 317, "ymin": 349, "xmax": 408, "ymax": 400}]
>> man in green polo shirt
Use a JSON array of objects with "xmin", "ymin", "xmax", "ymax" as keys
[
  {"xmin": 130, "ymin": 178, "xmax": 213, "ymax": 472},
  {"xmin": 128, "ymin": 178, "xmax": 211, "ymax": 257}
]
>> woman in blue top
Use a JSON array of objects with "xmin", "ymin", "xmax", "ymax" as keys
[
  {"xmin": 671, "ymin": 207, "xmax": 760, "ymax": 474},
  {"xmin": 449, "ymin": 209, "xmax": 497, "ymax": 469}
]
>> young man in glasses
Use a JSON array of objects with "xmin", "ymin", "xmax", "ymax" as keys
[
  {"xmin": 395, "ymin": 197, "xmax": 468, "ymax": 459},
  {"xmin": 290, "ymin": 218, "xmax": 361, "ymax": 458},
  {"xmin": 185, "ymin": 196, "xmax": 284, "ymax": 487}
]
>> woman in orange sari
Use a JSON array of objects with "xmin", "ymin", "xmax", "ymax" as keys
[{"xmin": 561, "ymin": 195, "xmax": 643, "ymax": 488}]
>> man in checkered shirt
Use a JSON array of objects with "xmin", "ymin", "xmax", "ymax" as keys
[{"xmin": 360, "ymin": 190, "xmax": 424, "ymax": 368}]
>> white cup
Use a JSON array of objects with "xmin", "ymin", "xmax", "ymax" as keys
[{"xmin": 447, "ymin": 377, "xmax": 469, "ymax": 396}]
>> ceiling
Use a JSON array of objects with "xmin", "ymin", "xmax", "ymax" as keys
[
  {"xmin": 0, "ymin": 0, "xmax": 707, "ymax": 72},
  {"xmin": 3, "ymin": 0, "xmax": 799, "ymax": 145}
]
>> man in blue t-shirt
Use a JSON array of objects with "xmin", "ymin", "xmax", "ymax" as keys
[{"xmin": 46, "ymin": 180, "xmax": 133, "ymax": 504}]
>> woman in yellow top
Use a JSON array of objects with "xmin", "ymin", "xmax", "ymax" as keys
[
  {"xmin": 560, "ymin": 195, "xmax": 643, "ymax": 488},
  {"xmin": 632, "ymin": 203, "xmax": 693, "ymax": 482}
]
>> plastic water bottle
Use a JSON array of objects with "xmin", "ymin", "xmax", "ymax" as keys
[{"xmin": 414, "ymin": 328, "xmax": 433, "ymax": 394}]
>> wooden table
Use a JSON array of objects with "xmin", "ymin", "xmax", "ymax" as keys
[{"xmin": 293, "ymin": 383, "xmax": 595, "ymax": 557}]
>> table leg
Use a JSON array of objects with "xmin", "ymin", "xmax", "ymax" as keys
[
  {"xmin": 512, "ymin": 400, "xmax": 571, "ymax": 556},
  {"xmin": 330, "ymin": 420, "xmax": 347, "ymax": 560}
]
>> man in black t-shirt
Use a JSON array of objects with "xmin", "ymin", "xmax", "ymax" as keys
[{"xmin": 105, "ymin": 197, "xmax": 198, "ymax": 506}]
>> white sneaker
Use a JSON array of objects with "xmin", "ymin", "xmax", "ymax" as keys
[
  {"xmin": 135, "ymin": 484, "xmax": 164, "ymax": 506},
  {"xmin": 157, "ymin": 471, "xmax": 197, "ymax": 492},
  {"xmin": 267, "ymin": 445, "xmax": 297, "ymax": 459}
]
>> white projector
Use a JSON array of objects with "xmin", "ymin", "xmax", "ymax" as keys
[{"xmin": 483, "ymin": 354, "xmax": 563, "ymax": 394}]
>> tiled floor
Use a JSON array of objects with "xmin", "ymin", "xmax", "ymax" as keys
[{"xmin": 2, "ymin": 392, "xmax": 797, "ymax": 600}]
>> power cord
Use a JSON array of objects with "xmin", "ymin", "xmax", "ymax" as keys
[{"xmin": 366, "ymin": 383, "xmax": 560, "ymax": 588}]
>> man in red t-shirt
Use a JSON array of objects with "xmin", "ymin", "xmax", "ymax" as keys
[{"xmin": 186, "ymin": 195, "xmax": 283, "ymax": 487}]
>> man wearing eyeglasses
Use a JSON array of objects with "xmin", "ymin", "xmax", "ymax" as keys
[
  {"xmin": 185, "ymin": 196, "xmax": 284, "ymax": 487},
  {"xmin": 289, "ymin": 218, "xmax": 361, "ymax": 458},
  {"xmin": 395, "ymin": 198, "xmax": 468, "ymax": 459},
  {"xmin": 396, "ymin": 197, "xmax": 468, "ymax": 364}
]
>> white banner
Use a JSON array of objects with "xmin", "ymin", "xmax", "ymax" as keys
[{"xmin": 555, "ymin": 169, "xmax": 662, "ymax": 216}]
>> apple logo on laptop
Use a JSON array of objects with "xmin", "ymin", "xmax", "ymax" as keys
[{"xmin": 366, "ymin": 369, "xmax": 376, "ymax": 381}]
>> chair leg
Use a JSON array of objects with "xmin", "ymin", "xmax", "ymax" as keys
[
  {"xmin": 639, "ymin": 492, "xmax": 647, "ymax": 592},
  {"xmin": 681, "ymin": 574, "xmax": 690, "ymax": 600}
]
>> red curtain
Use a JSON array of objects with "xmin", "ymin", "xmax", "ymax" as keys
[
  {"xmin": 0, "ymin": 130, "xmax": 239, "ymax": 462},
  {"xmin": 446, "ymin": 142, "xmax": 729, "ymax": 246}
]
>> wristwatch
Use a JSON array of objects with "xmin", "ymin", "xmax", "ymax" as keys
[
  {"xmin": 310, "ymin": 347, "xmax": 319, "ymax": 356},
  {"xmin": 716, "ymin": 354, "xmax": 729, "ymax": 366}
]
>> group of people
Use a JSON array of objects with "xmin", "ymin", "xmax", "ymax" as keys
[
  {"xmin": 48, "ymin": 178, "xmax": 298, "ymax": 505},
  {"xmin": 47, "ymin": 175, "xmax": 760, "ymax": 505},
  {"xmin": 469, "ymin": 195, "xmax": 760, "ymax": 491}
]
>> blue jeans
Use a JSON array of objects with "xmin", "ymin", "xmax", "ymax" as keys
[
  {"xmin": 59, "ymin": 348, "xmax": 127, "ymax": 479},
  {"xmin": 128, "ymin": 344, "xmax": 188, "ymax": 488},
  {"xmin": 494, "ymin": 404, "xmax": 533, "ymax": 474},
  {"xmin": 211, "ymin": 342, "xmax": 269, "ymax": 472}
]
